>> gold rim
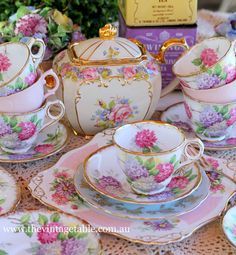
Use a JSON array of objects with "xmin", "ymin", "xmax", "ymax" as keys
[
  {"xmin": 28, "ymin": 170, "xmax": 236, "ymax": 245},
  {"xmin": 0, "ymin": 42, "xmax": 31, "ymax": 87},
  {"xmin": 2, "ymin": 208, "xmax": 103, "ymax": 254},
  {"xmin": 172, "ymin": 37, "xmax": 233, "ymax": 78},
  {"xmin": 160, "ymin": 102, "xmax": 236, "ymax": 151},
  {"xmin": 220, "ymin": 206, "xmax": 236, "ymax": 249},
  {"xmin": 83, "ymin": 144, "xmax": 202, "ymax": 205},
  {"xmin": 0, "ymin": 167, "xmax": 21, "ymax": 217},
  {"xmin": 113, "ymin": 120, "xmax": 186, "ymax": 156},
  {"xmin": 0, "ymin": 122, "xmax": 70, "ymax": 163},
  {"xmin": 74, "ymin": 164, "xmax": 204, "ymax": 219}
]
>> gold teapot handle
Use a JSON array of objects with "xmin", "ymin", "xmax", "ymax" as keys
[{"xmin": 154, "ymin": 38, "xmax": 189, "ymax": 63}]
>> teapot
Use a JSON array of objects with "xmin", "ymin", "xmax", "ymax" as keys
[{"xmin": 53, "ymin": 24, "xmax": 188, "ymax": 136}]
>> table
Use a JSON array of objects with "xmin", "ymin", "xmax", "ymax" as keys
[{"xmin": 1, "ymin": 115, "xmax": 235, "ymax": 255}]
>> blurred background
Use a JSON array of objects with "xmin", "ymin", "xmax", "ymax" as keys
[{"xmin": 199, "ymin": 0, "xmax": 236, "ymax": 11}]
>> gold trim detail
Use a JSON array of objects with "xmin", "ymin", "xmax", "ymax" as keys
[
  {"xmin": 0, "ymin": 167, "xmax": 21, "ymax": 217},
  {"xmin": 73, "ymin": 78, "xmax": 154, "ymax": 137},
  {"xmin": 160, "ymin": 102, "xmax": 236, "ymax": 151},
  {"xmin": 113, "ymin": 120, "xmax": 186, "ymax": 156},
  {"xmin": 28, "ymin": 165, "xmax": 236, "ymax": 245},
  {"xmin": 99, "ymin": 24, "xmax": 117, "ymax": 39},
  {"xmin": 74, "ymin": 164, "xmax": 203, "ymax": 219},
  {"xmin": 83, "ymin": 149, "xmax": 202, "ymax": 205},
  {"xmin": 0, "ymin": 122, "xmax": 70, "ymax": 163},
  {"xmin": 172, "ymin": 37, "xmax": 233, "ymax": 78},
  {"xmin": 0, "ymin": 42, "xmax": 31, "ymax": 87}
]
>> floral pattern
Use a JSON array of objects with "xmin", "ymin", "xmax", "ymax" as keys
[
  {"xmin": 143, "ymin": 219, "xmax": 177, "ymax": 231},
  {"xmin": 223, "ymin": 206, "xmax": 236, "ymax": 247},
  {"xmin": 0, "ymin": 64, "xmax": 37, "ymax": 97},
  {"xmin": 135, "ymin": 129, "xmax": 160, "ymax": 153},
  {"xmin": 2, "ymin": 211, "xmax": 100, "ymax": 255},
  {"xmin": 0, "ymin": 113, "xmax": 42, "ymax": 151},
  {"xmin": 58, "ymin": 59, "xmax": 159, "ymax": 85},
  {"xmin": 103, "ymin": 46, "xmax": 120, "ymax": 58},
  {"xmin": 50, "ymin": 170, "xmax": 84, "ymax": 210},
  {"xmin": 0, "ymin": 53, "xmax": 11, "ymax": 81},
  {"xmin": 184, "ymin": 101, "xmax": 236, "ymax": 138},
  {"xmin": 191, "ymin": 47, "xmax": 236, "ymax": 89},
  {"xmin": 91, "ymin": 97, "xmax": 138, "ymax": 129}
]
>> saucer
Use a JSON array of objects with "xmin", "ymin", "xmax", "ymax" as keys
[
  {"xmin": 83, "ymin": 145, "xmax": 202, "ymax": 204},
  {"xmin": 0, "ymin": 209, "xmax": 102, "ymax": 255},
  {"xmin": 75, "ymin": 164, "xmax": 209, "ymax": 220},
  {"xmin": 222, "ymin": 206, "xmax": 236, "ymax": 248},
  {"xmin": 0, "ymin": 167, "xmax": 20, "ymax": 216},
  {"xmin": 0, "ymin": 122, "xmax": 69, "ymax": 163},
  {"xmin": 160, "ymin": 103, "xmax": 236, "ymax": 151},
  {"xmin": 28, "ymin": 129, "xmax": 236, "ymax": 245}
]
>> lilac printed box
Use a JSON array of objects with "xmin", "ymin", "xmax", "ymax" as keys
[{"xmin": 119, "ymin": 11, "xmax": 197, "ymax": 88}]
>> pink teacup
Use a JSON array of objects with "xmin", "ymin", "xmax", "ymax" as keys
[{"xmin": 0, "ymin": 69, "xmax": 59, "ymax": 113}]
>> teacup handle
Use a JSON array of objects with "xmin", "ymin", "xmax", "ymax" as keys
[
  {"xmin": 26, "ymin": 38, "xmax": 46, "ymax": 68},
  {"xmin": 38, "ymin": 69, "xmax": 60, "ymax": 100},
  {"xmin": 177, "ymin": 138, "xmax": 204, "ymax": 170},
  {"xmin": 39, "ymin": 100, "xmax": 65, "ymax": 133}
]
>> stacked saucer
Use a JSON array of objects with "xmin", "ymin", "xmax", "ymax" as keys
[
  {"xmin": 0, "ymin": 39, "xmax": 66, "ymax": 160},
  {"xmin": 74, "ymin": 121, "xmax": 212, "ymax": 221}
]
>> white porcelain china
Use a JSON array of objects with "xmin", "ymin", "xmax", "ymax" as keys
[
  {"xmin": 181, "ymin": 77, "xmax": 236, "ymax": 104},
  {"xmin": 0, "ymin": 122, "xmax": 68, "ymax": 163},
  {"xmin": 0, "ymin": 38, "xmax": 46, "ymax": 96},
  {"xmin": 75, "ymin": 163, "xmax": 209, "ymax": 220},
  {"xmin": 183, "ymin": 93, "xmax": 236, "ymax": 142},
  {"xmin": 28, "ymin": 130, "xmax": 236, "ymax": 245},
  {"xmin": 0, "ymin": 69, "xmax": 60, "ymax": 112},
  {"xmin": 0, "ymin": 166, "xmax": 20, "ymax": 215},
  {"xmin": 222, "ymin": 206, "xmax": 236, "ymax": 248},
  {"xmin": 173, "ymin": 37, "xmax": 236, "ymax": 90},
  {"xmin": 53, "ymin": 23, "xmax": 189, "ymax": 136},
  {"xmin": 0, "ymin": 210, "xmax": 102, "ymax": 255},
  {"xmin": 83, "ymin": 144, "xmax": 202, "ymax": 203},
  {"xmin": 0, "ymin": 100, "xmax": 65, "ymax": 154},
  {"xmin": 160, "ymin": 102, "xmax": 236, "ymax": 151},
  {"xmin": 111, "ymin": 121, "xmax": 204, "ymax": 195}
]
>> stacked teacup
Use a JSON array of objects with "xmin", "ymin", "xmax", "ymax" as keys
[
  {"xmin": 172, "ymin": 37, "xmax": 236, "ymax": 142},
  {"xmin": 0, "ymin": 38, "xmax": 65, "ymax": 154}
]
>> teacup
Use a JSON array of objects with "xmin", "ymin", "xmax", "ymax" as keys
[
  {"xmin": 183, "ymin": 92, "xmax": 236, "ymax": 142},
  {"xmin": 172, "ymin": 37, "xmax": 236, "ymax": 90},
  {"xmin": 0, "ymin": 69, "xmax": 60, "ymax": 113},
  {"xmin": 181, "ymin": 77, "xmax": 236, "ymax": 104},
  {"xmin": 113, "ymin": 121, "xmax": 204, "ymax": 195},
  {"xmin": 0, "ymin": 38, "xmax": 46, "ymax": 96},
  {"xmin": 0, "ymin": 100, "xmax": 65, "ymax": 154}
]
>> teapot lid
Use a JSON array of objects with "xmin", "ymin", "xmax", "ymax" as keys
[{"xmin": 68, "ymin": 24, "xmax": 147, "ymax": 66}]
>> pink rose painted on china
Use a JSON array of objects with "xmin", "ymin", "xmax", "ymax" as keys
[
  {"xmin": 79, "ymin": 67, "xmax": 99, "ymax": 80},
  {"xmin": 0, "ymin": 53, "xmax": 11, "ymax": 81},
  {"xmin": 200, "ymin": 48, "xmax": 218, "ymax": 67},
  {"xmin": 135, "ymin": 129, "xmax": 160, "ymax": 153},
  {"xmin": 113, "ymin": 121, "xmax": 204, "ymax": 195},
  {"xmin": 173, "ymin": 37, "xmax": 236, "ymax": 90},
  {"xmin": 91, "ymin": 97, "xmax": 138, "ymax": 129}
]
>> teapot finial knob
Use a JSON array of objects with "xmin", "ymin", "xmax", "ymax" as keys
[{"xmin": 99, "ymin": 24, "xmax": 117, "ymax": 39}]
